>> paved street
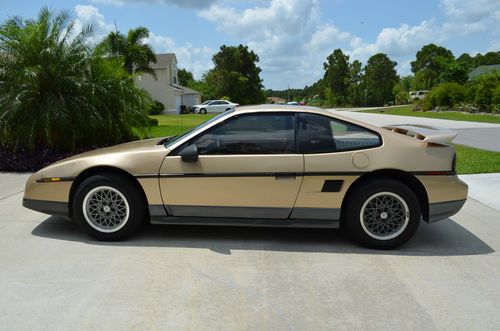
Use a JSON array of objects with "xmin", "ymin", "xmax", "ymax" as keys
[
  {"xmin": 1, "ymin": 173, "xmax": 500, "ymax": 330},
  {"xmin": 330, "ymin": 109, "xmax": 500, "ymax": 152}
]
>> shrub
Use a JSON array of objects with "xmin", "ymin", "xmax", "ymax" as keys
[
  {"xmin": 148, "ymin": 118, "xmax": 159, "ymax": 126},
  {"xmin": 0, "ymin": 8, "xmax": 151, "ymax": 152},
  {"xmin": 421, "ymin": 82, "xmax": 465, "ymax": 111},
  {"xmin": 492, "ymin": 85, "xmax": 500, "ymax": 106},
  {"xmin": 395, "ymin": 90, "xmax": 409, "ymax": 105},
  {"xmin": 148, "ymin": 100, "xmax": 165, "ymax": 115},
  {"xmin": 474, "ymin": 72, "xmax": 500, "ymax": 111}
]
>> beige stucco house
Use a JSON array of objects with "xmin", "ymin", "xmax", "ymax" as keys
[{"xmin": 135, "ymin": 53, "xmax": 202, "ymax": 113}]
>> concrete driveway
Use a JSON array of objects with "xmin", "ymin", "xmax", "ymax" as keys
[
  {"xmin": 1, "ymin": 173, "xmax": 500, "ymax": 330},
  {"xmin": 330, "ymin": 109, "xmax": 500, "ymax": 152}
]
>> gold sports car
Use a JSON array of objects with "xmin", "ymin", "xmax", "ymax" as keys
[{"xmin": 23, "ymin": 105, "xmax": 468, "ymax": 249}]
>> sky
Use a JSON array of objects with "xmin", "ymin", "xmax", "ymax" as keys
[{"xmin": 0, "ymin": 0, "xmax": 499, "ymax": 89}]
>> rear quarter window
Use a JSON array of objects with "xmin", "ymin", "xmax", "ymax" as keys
[{"xmin": 297, "ymin": 113, "xmax": 381, "ymax": 153}]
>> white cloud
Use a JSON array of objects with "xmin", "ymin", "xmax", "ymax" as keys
[
  {"xmin": 74, "ymin": 5, "xmax": 114, "ymax": 43},
  {"xmin": 200, "ymin": 0, "xmax": 353, "ymax": 88},
  {"xmin": 147, "ymin": 33, "xmax": 214, "ymax": 79},
  {"xmin": 441, "ymin": 0, "xmax": 500, "ymax": 36},
  {"xmin": 349, "ymin": 20, "xmax": 443, "ymax": 62},
  {"xmin": 89, "ymin": 0, "xmax": 218, "ymax": 9}
]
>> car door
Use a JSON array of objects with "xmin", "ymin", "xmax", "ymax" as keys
[
  {"xmin": 218, "ymin": 100, "xmax": 230, "ymax": 111},
  {"xmin": 159, "ymin": 112, "xmax": 303, "ymax": 219},
  {"xmin": 213, "ymin": 101, "xmax": 226, "ymax": 112}
]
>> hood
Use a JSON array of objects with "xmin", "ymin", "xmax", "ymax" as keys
[
  {"xmin": 54, "ymin": 138, "xmax": 164, "ymax": 163},
  {"xmin": 39, "ymin": 137, "xmax": 169, "ymax": 179}
]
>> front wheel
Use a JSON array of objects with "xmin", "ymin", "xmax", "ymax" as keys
[
  {"xmin": 344, "ymin": 179, "xmax": 420, "ymax": 249},
  {"xmin": 73, "ymin": 174, "xmax": 147, "ymax": 241},
  {"xmin": 200, "ymin": 108, "xmax": 207, "ymax": 114}
]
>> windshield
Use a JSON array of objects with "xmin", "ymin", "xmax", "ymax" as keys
[
  {"xmin": 201, "ymin": 100, "xmax": 213, "ymax": 105},
  {"xmin": 164, "ymin": 110, "xmax": 234, "ymax": 148}
]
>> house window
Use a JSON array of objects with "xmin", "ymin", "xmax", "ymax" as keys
[{"xmin": 172, "ymin": 62, "xmax": 178, "ymax": 85}]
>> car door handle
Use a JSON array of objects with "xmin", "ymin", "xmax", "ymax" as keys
[{"xmin": 274, "ymin": 173, "xmax": 296, "ymax": 180}]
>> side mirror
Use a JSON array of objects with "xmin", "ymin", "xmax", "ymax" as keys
[{"xmin": 178, "ymin": 144, "xmax": 199, "ymax": 162}]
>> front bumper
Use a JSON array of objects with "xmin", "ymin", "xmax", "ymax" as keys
[{"xmin": 23, "ymin": 198, "xmax": 69, "ymax": 216}]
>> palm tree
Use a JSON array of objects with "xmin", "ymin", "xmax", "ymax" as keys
[
  {"xmin": 0, "ymin": 7, "xmax": 150, "ymax": 151},
  {"xmin": 98, "ymin": 27, "xmax": 157, "ymax": 78}
]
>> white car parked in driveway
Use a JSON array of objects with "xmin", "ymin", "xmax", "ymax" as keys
[{"xmin": 193, "ymin": 100, "xmax": 239, "ymax": 114}]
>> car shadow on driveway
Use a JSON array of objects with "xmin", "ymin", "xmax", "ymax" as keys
[
  {"xmin": 31, "ymin": 216, "xmax": 494, "ymax": 256},
  {"xmin": 32, "ymin": 216, "xmax": 494, "ymax": 256}
]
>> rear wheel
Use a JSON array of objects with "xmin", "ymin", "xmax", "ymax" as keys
[
  {"xmin": 344, "ymin": 178, "xmax": 420, "ymax": 249},
  {"xmin": 73, "ymin": 174, "xmax": 147, "ymax": 241}
]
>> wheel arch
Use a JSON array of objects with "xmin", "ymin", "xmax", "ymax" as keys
[
  {"xmin": 68, "ymin": 166, "xmax": 149, "ymax": 218},
  {"xmin": 340, "ymin": 169, "xmax": 429, "ymax": 223}
]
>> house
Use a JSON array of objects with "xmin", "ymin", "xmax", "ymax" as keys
[
  {"xmin": 468, "ymin": 64, "xmax": 500, "ymax": 81},
  {"xmin": 135, "ymin": 53, "xmax": 202, "ymax": 113},
  {"xmin": 267, "ymin": 96, "xmax": 286, "ymax": 104}
]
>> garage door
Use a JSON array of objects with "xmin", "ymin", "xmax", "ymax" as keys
[{"xmin": 175, "ymin": 94, "xmax": 182, "ymax": 113}]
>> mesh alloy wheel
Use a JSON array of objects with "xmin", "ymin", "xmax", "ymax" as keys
[
  {"xmin": 359, "ymin": 191, "xmax": 410, "ymax": 240},
  {"xmin": 82, "ymin": 186, "xmax": 130, "ymax": 233}
]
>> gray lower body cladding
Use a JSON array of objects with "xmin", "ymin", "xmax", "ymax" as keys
[{"xmin": 427, "ymin": 199, "xmax": 467, "ymax": 223}]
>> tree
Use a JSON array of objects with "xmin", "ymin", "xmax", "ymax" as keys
[
  {"xmin": 411, "ymin": 44, "xmax": 455, "ymax": 88},
  {"xmin": 439, "ymin": 61, "xmax": 468, "ymax": 84},
  {"xmin": 457, "ymin": 51, "xmax": 500, "ymax": 72},
  {"xmin": 203, "ymin": 44, "xmax": 265, "ymax": 104},
  {"xmin": 98, "ymin": 27, "xmax": 157, "ymax": 77},
  {"xmin": 348, "ymin": 60, "xmax": 364, "ymax": 106},
  {"xmin": 0, "ymin": 8, "xmax": 150, "ymax": 151},
  {"xmin": 393, "ymin": 76, "xmax": 413, "ymax": 105},
  {"xmin": 178, "ymin": 68, "xmax": 194, "ymax": 86},
  {"xmin": 323, "ymin": 49, "xmax": 350, "ymax": 105},
  {"xmin": 364, "ymin": 53, "xmax": 398, "ymax": 106}
]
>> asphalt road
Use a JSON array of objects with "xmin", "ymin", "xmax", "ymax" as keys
[
  {"xmin": 1, "ymin": 173, "xmax": 500, "ymax": 330},
  {"xmin": 330, "ymin": 109, "xmax": 500, "ymax": 152}
]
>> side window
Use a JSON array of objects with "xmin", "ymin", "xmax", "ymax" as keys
[
  {"xmin": 297, "ymin": 113, "xmax": 381, "ymax": 153},
  {"xmin": 191, "ymin": 114, "xmax": 295, "ymax": 155}
]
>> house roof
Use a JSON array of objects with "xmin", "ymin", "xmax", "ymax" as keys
[
  {"xmin": 180, "ymin": 85, "xmax": 201, "ymax": 95},
  {"xmin": 169, "ymin": 84, "xmax": 202, "ymax": 96},
  {"xmin": 468, "ymin": 64, "xmax": 500, "ymax": 80},
  {"xmin": 151, "ymin": 53, "xmax": 177, "ymax": 69}
]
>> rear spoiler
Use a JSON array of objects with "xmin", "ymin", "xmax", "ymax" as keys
[{"xmin": 382, "ymin": 124, "xmax": 458, "ymax": 144}]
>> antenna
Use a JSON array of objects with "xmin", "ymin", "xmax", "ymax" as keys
[{"xmin": 114, "ymin": 19, "xmax": 118, "ymax": 33}]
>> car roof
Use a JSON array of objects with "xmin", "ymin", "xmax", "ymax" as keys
[
  {"xmin": 232, "ymin": 104, "xmax": 383, "ymax": 132},
  {"xmin": 235, "ymin": 104, "xmax": 321, "ymax": 112}
]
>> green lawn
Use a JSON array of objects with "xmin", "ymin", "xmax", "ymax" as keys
[
  {"xmin": 362, "ymin": 105, "xmax": 500, "ymax": 124},
  {"xmin": 146, "ymin": 114, "xmax": 216, "ymax": 137},
  {"xmin": 143, "ymin": 114, "xmax": 499, "ymax": 175},
  {"xmin": 453, "ymin": 144, "xmax": 500, "ymax": 174}
]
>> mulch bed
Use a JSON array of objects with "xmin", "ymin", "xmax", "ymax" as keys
[{"xmin": 0, "ymin": 146, "xmax": 100, "ymax": 172}]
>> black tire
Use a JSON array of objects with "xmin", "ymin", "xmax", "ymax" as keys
[
  {"xmin": 200, "ymin": 108, "xmax": 207, "ymax": 114},
  {"xmin": 344, "ymin": 178, "xmax": 420, "ymax": 249},
  {"xmin": 225, "ymin": 108, "xmax": 231, "ymax": 112},
  {"xmin": 73, "ymin": 174, "xmax": 147, "ymax": 241}
]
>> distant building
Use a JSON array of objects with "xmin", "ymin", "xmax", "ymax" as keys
[
  {"xmin": 468, "ymin": 64, "xmax": 500, "ymax": 81},
  {"xmin": 267, "ymin": 96, "xmax": 286, "ymax": 104},
  {"xmin": 135, "ymin": 53, "xmax": 202, "ymax": 113}
]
